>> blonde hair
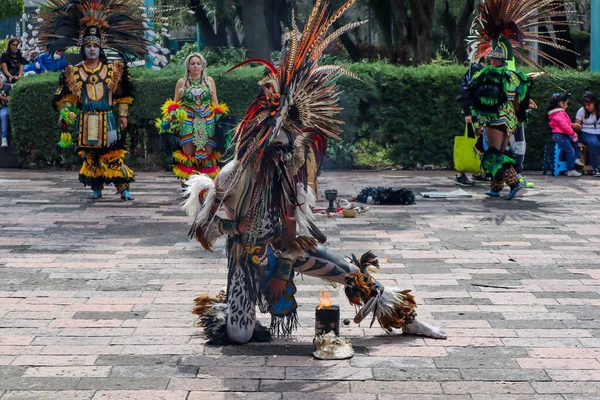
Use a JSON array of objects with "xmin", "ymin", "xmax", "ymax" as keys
[{"xmin": 181, "ymin": 52, "xmax": 209, "ymax": 94}]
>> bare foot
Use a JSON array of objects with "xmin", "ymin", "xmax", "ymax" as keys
[{"xmin": 402, "ymin": 318, "xmax": 447, "ymax": 339}]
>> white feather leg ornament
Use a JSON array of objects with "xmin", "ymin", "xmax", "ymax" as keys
[{"xmin": 181, "ymin": 173, "xmax": 217, "ymax": 227}]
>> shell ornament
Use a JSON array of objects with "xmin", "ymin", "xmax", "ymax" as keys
[{"xmin": 313, "ymin": 331, "xmax": 354, "ymax": 360}]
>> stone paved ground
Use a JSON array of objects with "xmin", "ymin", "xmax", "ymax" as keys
[{"xmin": 0, "ymin": 169, "xmax": 599, "ymax": 400}]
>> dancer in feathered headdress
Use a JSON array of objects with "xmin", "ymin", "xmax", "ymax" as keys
[
  {"xmin": 466, "ymin": 0, "xmax": 578, "ymax": 200},
  {"xmin": 466, "ymin": 0, "xmax": 579, "ymax": 71},
  {"xmin": 182, "ymin": 0, "xmax": 447, "ymax": 345},
  {"xmin": 38, "ymin": 0, "xmax": 151, "ymax": 200}
]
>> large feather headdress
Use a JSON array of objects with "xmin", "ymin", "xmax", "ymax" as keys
[
  {"xmin": 221, "ymin": 0, "xmax": 365, "ymax": 247},
  {"xmin": 229, "ymin": 0, "xmax": 364, "ymax": 163},
  {"xmin": 37, "ymin": 0, "xmax": 149, "ymax": 59},
  {"xmin": 467, "ymin": 0, "xmax": 579, "ymax": 69}
]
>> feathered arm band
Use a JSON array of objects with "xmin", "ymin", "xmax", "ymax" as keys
[
  {"xmin": 57, "ymin": 104, "xmax": 79, "ymax": 148},
  {"xmin": 156, "ymin": 99, "xmax": 186, "ymax": 134},
  {"xmin": 514, "ymin": 72, "xmax": 533, "ymax": 121},
  {"xmin": 57, "ymin": 133, "xmax": 74, "ymax": 149},
  {"xmin": 115, "ymin": 97, "xmax": 133, "ymax": 118},
  {"xmin": 182, "ymin": 173, "xmax": 232, "ymax": 250},
  {"xmin": 210, "ymin": 103, "xmax": 229, "ymax": 120},
  {"xmin": 59, "ymin": 105, "xmax": 79, "ymax": 127},
  {"xmin": 161, "ymin": 99, "xmax": 185, "ymax": 119},
  {"xmin": 55, "ymin": 94, "xmax": 78, "ymax": 111},
  {"xmin": 114, "ymin": 97, "xmax": 133, "ymax": 105}
]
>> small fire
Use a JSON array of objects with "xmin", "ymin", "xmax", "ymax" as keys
[{"xmin": 317, "ymin": 290, "xmax": 333, "ymax": 310}]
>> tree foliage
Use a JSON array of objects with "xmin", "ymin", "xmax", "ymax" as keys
[
  {"xmin": 0, "ymin": 0, "xmax": 24, "ymax": 20},
  {"xmin": 155, "ymin": 0, "xmax": 587, "ymax": 65}
]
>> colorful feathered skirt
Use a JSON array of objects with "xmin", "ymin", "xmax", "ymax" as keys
[
  {"xmin": 483, "ymin": 102, "xmax": 518, "ymax": 135},
  {"xmin": 173, "ymin": 107, "xmax": 221, "ymax": 179},
  {"xmin": 172, "ymin": 149, "xmax": 221, "ymax": 180},
  {"xmin": 78, "ymin": 148, "xmax": 134, "ymax": 190}
]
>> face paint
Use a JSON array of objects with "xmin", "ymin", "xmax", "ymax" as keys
[{"xmin": 84, "ymin": 44, "xmax": 100, "ymax": 59}]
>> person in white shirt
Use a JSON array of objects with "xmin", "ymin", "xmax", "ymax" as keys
[{"xmin": 574, "ymin": 92, "xmax": 600, "ymax": 177}]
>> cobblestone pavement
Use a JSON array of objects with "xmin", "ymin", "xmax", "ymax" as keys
[{"xmin": 0, "ymin": 169, "xmax": 599, "ymax": 400}]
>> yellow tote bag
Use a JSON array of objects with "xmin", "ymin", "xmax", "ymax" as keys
[{"xmin": 453, "ymin": 124, "xmax": 482, "ymax": 174}]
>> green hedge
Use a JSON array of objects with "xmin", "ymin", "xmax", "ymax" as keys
[
  {"xmin": 344, "ymin": 64, "xmax": 600, "ymax": 170},
  {"xmin": 8, "ymin": 66, "xmax": 264, "ymax": 169},
  {"xmin": 8, "ymin": 64, "xmax": 600, "ymax": 170}
]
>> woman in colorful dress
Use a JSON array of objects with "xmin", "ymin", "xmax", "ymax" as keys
[{"xmin": 163, "ymin": 53, "xmax": 227, "ymax": 185}]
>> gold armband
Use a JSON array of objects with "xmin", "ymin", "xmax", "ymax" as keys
[
  {"xmin": 118, "ymin": 103, "xmax": 129, "ymax": 118},
  {"xmin": 56, "ymin": 94, "xmax": 77, "ymax": 110}
]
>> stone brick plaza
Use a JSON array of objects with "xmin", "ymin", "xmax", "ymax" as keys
[{"xmin": 0, "ymin": 169, "xmax": 599, "ymax": 399}]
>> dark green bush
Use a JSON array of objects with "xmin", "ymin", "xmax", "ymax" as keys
[
  {"xmin": 170, "ymin": 45, "xmax": 248, "ymax": 66},
  {"xmin": 9, "ymin": 73, "xmax": 61, "ymax": 168},
  {"xmin": 344, "ymin": 63, "xmax": 600, "ymax": 170},
  {"xmin": 8, "ymin": 63, "xmax": 600, "ymax": 170},
  {"xmin": 346, "ymin": 63, "xmax": 468, "ymax": 168},
  {"xmin": 8, "ymin": 65, "xmax": 264, "ymax": 169}
]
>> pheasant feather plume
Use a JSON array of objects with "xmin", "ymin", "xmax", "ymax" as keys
[{"xmin": 467, "ymin": 0, "xmax": 580, "ymax": 70}]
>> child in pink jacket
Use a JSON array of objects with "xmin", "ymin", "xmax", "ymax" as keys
[{"xmin": 548, "ymin": 93, "xmax": 583, "ymax": 177}]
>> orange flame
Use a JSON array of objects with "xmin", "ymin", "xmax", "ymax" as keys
[{"xmin": 317, "ymin": 290, "xmax": 333, "ymax": 310}]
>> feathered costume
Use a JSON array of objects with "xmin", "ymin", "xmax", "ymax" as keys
[
  {"xmin": 157, "ymin": 93, "xmax": 230, "ymax": 180},
  {"xmin": 38, "ymin": 0, "xmax": 150, "ymax": 199},
  {"xmin": 466, "ymin": 0, "xmax": 577, "ymax": 195},
  {"xmin": 356, "ymin": 187, "xmax": 416, "ymax": 205},
  {"xmin": 466, "ymin": 0, "xmax": 579, "ymax": 71},
  {"xmin": 183, "ymin": 0, "xmax": 420, "ymax": 345}
]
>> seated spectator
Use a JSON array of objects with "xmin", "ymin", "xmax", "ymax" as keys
[
  {"xmin": 574, "ymin": 92, "xmax": 600, "ymax": 177},
  {"xmin": 27, "ymin": 51, "xmax": 40, "ymax": 63},
  {"xmin": 0, "ymin": 79, "xmax": 11, "ymax": 148},
  {"xmin": 0, "ymin": 38, "xmax": 27, "ymax": 83},
  {"xmin": 548, "ymin": 93, "xmax": 582, "ymax": 177},
  {"xmin": 23, "ymin": 48, "xmax": 68, "ymax": 76}
]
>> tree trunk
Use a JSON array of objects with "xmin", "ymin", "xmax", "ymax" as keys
[
  {"xmin": 389, "ymin": 0, "xmax": 410, "ymax": 46},
  {"xmin": 454, "ymin": 0, "xmax": 475, "ymax": 61},
  {"xmin": 233, "ymin": 0, "xmax": 244, "ymax": 25},
  {"xmin": 233, "ymin": 0, "xmax": 245, "ymax": 44},
  {"xmin": 225, "ymin": 16, "xmax": 241, "ymax": 47},
  {"xmin": 188, "ymin": 0, "xmax": 227, "ymax": 47},
  {"xmin": 241, "ymin": 0, "xmax": 271, "ymax": 59},
  {"xmin": 549, "ymin": 2, "xmax": 578, "ymax": 68},
  {"xmin": 437, "ymin": 1, "xmax": 457, "ymax": 58},
  {"xmin": 216, "ymin": 18, "xmax": 228, "ymax": 47},
  {"xmin": 369, "ymin": 0, "xmax": 395, "ymax": 58},
  {"xmin": 331, "ymin": 20, "xmax": 361, "ymax": 61},
  {"xmin": 266, "ymin": 0, "xmax": 286, "ymax": 52},
  {"xmin": 408, "ymin": 0, "xmax": 435, "ymax": 64}
]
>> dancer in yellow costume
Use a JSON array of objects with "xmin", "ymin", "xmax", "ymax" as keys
[{"xmin": 39, "ymin": 0, "xmax": 152, "ymax": 200}]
